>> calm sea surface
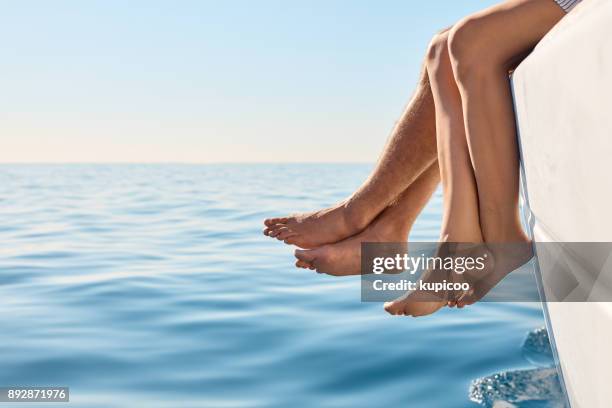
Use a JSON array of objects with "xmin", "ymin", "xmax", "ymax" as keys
[{"xmin": 0, "ymin": 164, "xmax": 558, "ymax": 407}]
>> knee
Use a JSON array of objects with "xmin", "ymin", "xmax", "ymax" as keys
[
  {"xmin": 425, "ymin": 30, "xmax": 450, "ymax": 75},
  {"xmin": 448, "ymin": 16, "xmax": 499, "ymax": 84}
]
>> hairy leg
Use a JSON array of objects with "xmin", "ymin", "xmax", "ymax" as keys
[
  {"xmin": 264, "ymin": 63, "xmax": 438, "ymax": 249},
  {"xmin": 448, "ymin": 0, "xmax": 565, "ymax": 243},
  {"xmin": 294, "ymin": 163, "xmax": 440, "ymax": 276},
  {"xmin": 385, "ymin": 30, "xmax": 485, "ymax": 317}
]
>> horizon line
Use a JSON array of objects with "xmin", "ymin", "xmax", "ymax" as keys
[{"xmin": 0, "ymin": 161, "xmax": 376, "ymax": 165}]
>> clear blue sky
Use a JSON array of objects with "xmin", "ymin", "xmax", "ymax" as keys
[{"xmin": 2, "ymin": 0, "xmax": 496, "ymax": 163}]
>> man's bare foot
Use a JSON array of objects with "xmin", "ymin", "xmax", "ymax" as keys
[
  {"xmin": 292, "ymin": 216, "xmax": 408, "ymax": 276},
  {"xmin": 264, "ymin": 162, "xmax": 440, "ymax": 249},
  {"xmin": 263, "ymin": 200, "xmax": 374, "ymax": 249}
]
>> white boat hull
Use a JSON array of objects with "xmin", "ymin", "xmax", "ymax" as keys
[{"xmin": 512, "ymin": 0, "xmax": 612, "ymax": 406}]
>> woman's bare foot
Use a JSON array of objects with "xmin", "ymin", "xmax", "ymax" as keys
[
  {"xmin": 263, "ymin": 200, "xmax": 375, "ymax": 249},
  {"xmin": 383, "ymin": 271, "xmax": 450, "ymax": 317},
  {"xmin": 292, "ymin": 215, "xmax": 408, "ymax": 276},
  {"xmin": 453, "ymin": 239, "xmax": 533, "ymax": 307},
  {"xmin": 383, "ymin": 243, "xmax": 452, "ymax": 317},
  {"xmin": 384, "ymin": 242, "xmax": 493, "ymax": 317}
]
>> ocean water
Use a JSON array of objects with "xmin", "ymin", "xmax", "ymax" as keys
[{"xmin": 0, "ymin": 164, "xmax": 563, "ymax": 407}]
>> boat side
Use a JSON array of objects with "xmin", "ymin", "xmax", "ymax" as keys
[{"xmin": 512, "ymin": 0, "xmax": 612, "ymax": 406}]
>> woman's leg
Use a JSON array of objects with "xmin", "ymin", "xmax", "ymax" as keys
[
  {"xmin": 448, "ymin": 0, "xmax": 565, "ymax": 243},
  {"xmin": 264, "ymin": 62, "xmax": 439, "ymax": 249},
  {"xmin": 436, "ymin": 0, "xmax": 567, "ymax": 307},
  {"xmin": 385, "ymin": 30, "xmax": 485, "ymax": 317},
  {"xmin": 428, "ymin": 30, "xmax": 483, "ymax": 245},
  {"xmin": 387, "ymin": 0, "xmax": 567, "ymax": 316},
  {"xmin": 388, "ymin": 0, "xmax": 566, "ymax": 313}
]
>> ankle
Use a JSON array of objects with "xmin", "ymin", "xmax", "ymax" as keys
[
  {"xmin": 363, "ymin": 214, "xmax": 410, "ymax": 241},
  {"xmin": 439, "ymin": 230, "xmax": 483, "ymax": 244},
  {"xmin": 482, "ymin": 223, "xmax": 529, "ymax": 244},
  {"xmin": 342, "ymin": 200, "xmax": 378, "ymax": 232}
]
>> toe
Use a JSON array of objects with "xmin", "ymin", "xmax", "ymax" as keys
[
  {"xmin": 268, "ymin": 222, "xmax": 290, "ymax": 237},
  {"xmin": 269, "ymin": 227, "xmax": 284, "ymax": 238},
  {"xmin": 294, "ymin": 248, "xmax": 323, "ymax": 272},
  {"xmin": 264, "ymin": 217, "xmax": 289, "ymax": 227},
  {"xmin": 384, "ymin": 301, "xmax": 398, "ymax": 315},
  {"xmin": 295, "ymin": 259, "xmax": 311, "ymax": 269},
  {"xmin": 276, "ymin": 228, "xmax": 297, "ymax": 241},
  {"xmin": 294, "ymin": 248, "xmax": 316, "ymax": 263},
  {"xmin": 455, "ymin": 290, "xmax": 476, "ymax": 308}
]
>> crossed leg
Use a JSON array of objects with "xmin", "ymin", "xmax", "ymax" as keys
[
  {"xmin": 266, "ymin": 0, "xmax": 567, "ymax": 314},
  {"xmin": 386, "ymin": 0, "xmax": 566, "ymax": 316},
  {"xmin": 290, "ymin": 28, "xmax": 477, "ymax": 277},
  {"xmin": 449, "ymin": 0, "xmax": 564, "ymax": 244},
  {"xmin": 264, "ymin": 65, "xmax": 438, "ymax": 249},
  {"xmin": 265, "ymin": 0, "xmax": 565, "ymax": 251},
  {"xmin": 294, "ymin": 162, "xmax": 439, "ymax": 275},
  {"xmin": 385, "ymin": 29, "xmax": 484, "ymax": 316},
  {"xmin": 442, "ymin": 0, "xmax": 565, "ymax": 306}
]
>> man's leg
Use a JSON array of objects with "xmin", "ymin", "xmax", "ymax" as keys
[
  {"xmin": 294, "ymin": 162, "xmax": 440, "ymax": 275},
  {"xmin": 448, "ymin": 0, "xmax": 565, "ymax": 243},
  {"xmin": 264, "ymin": 63, "xmax": 438, "ymax": 249}
]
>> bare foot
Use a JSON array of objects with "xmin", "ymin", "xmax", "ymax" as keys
[
  {"xmin": 383, "ymin": 259, "xmax": 450, "ymax": 317},
  {"xmin": 263, "ymin": 200, "xmax": 373, "ymax": 249},
  {"xmin": 454, "ymin": 240, "xmax": 533, "ymax": 307},
  {"xmin": 384, "ymin": 243, "xmax": 494, "ymax": 317},
  {"xmin": 292, "ymin": 217, "xmax": 408, "ymax": 276}
]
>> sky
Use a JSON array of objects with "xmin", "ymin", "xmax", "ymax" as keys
[{"xmin": 2, "ymin": 0, "xmax": 497, "ymax": 163}]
